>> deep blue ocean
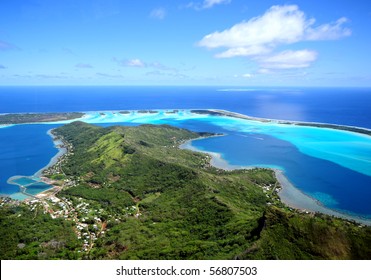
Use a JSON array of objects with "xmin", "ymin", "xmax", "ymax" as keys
[
  {"xmin": 1, "ymin": 86, "xmax": 371, "ymax": 128},
  {"xmin": 0, "ymin": 86, "xmax": 370, "ymax": 219}
]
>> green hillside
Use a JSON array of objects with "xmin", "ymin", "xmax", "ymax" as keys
[{"xmin": 1, "ymin": 121, "xmax": 370, "ymax": 260}]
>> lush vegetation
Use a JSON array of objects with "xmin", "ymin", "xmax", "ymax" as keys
[
  {"xmin": 244, "ymin": 207, "xmax": 371, "ymax": 260},
  {"xmin": 1, "ymin": 121, "xmax": 370, "ymax": 260},
  {"xmin": 0, "ymin": 203, "xmax": 80, "ymax": 259},
  {"xmin": 0, "ymin": 112, "xmax": 84, "ymax": 124}
]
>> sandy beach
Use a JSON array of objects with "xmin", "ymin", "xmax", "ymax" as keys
[
  {"xmin": 0, "ymin": 124, "xmax": 14, "ymax": 128},
  {"xmin": 180, "ymin": 138, "xmax": 371, "ymax": 226},
  {"xmin": 179, "ymin": 139, "xmax": 244, "ymax": 170}
]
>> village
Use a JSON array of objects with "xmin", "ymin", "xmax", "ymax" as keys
[
  {"xmin": 0, "ymin": 181, "xmax": 141, "ymax": 255},
  {"xmin": 0, "ymin": 128, "xmax": 147, "ymax": 256}
]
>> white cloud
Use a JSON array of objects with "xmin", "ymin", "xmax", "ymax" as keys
[
  {"xmin": 258, "ymin": 68, "xmax": 271, "ymax": 74},
  {"xmin": 199, "ymin": 5, "xmax": 307, "ymax": 50},
  {"xmin": 203, "ymin": 0, "xmax": 231, "ymax": 9},
  {"xmin": 259, "ymin": 50, "xmax": 318, "ymax": 69},
  {"xmin": 198, "ymin": 5, "xmax": 350, "ymax": 70},
  {"xmin": 305, "ymin": 17, "xmax": 351, "ymax": 40},
  {"xmin": 242, "ymin": 73, "xmax": 253, "ymax": 78},
  {"xmin": 150, "ymin": 8, "xmax": 166, "ymax": 20},
  {"xmin": 199, "ymin": 5, "xmax": 350, "ymax": 52},
  {"xmin": 114, "ymin": 58, "xmax": 181, "ymax": 74},
  {"xmin": 186, "ymin": 0, "xmax": 231, "ymax": 10},
  {"xmin": 215, "ymin": 45, "xmax": 271, "ymax": 58},
  {"xmin": 125, "ymin": 59, "xmax": 146, "ymax": 67}
]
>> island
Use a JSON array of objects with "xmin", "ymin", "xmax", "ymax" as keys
[
  {"xmin": 0, "ymin": 112, "xmax": 85, "ymax": 125},
  {"xmin": 137, "ymin": 110, "xmax": 158, "ymax": 114},
  {"xmin": 1, "ymin": 121, "xmax": 370, "ymax": 260}
]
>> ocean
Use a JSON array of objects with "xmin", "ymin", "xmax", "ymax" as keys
[
  {"xmin": 0, "ymin": 86, "xmax": 370, "ymax": 220},
  {"xmin": 1, "ymin": 86, "xmax": 371, "ymax": 128}
]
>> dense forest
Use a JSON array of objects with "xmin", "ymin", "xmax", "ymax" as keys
[{"xmin": 1, "ymin": 122, "xmax": 370, "ymax": 259}]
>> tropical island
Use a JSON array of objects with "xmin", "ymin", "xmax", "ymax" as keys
[
  {"xmin": 0, "ymin": 112, "xmax": 84, "ymax": 125},
  {"xmin": 0, "ymin": 121, "xmax": 370, "ymax": 260}
]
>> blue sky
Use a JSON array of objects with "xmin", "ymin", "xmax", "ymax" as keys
[{"xmin": 0, "ymin": 0, "xmax": 370, "ymax": 86}]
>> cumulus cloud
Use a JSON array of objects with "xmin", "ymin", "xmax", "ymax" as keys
[
  {"xmin": 199, "ymin": 5, "xmax": 350, "ymax": 52},
  {"xmin": 259, "ymin": 50, "xmax": 318, "ymax": 69},
  {"xmin": 216, "ymin": 45, "xmax": 271, "ymax": 58},
  {"xmin": 305, "ymin": 17, "xmax": 351, "ymax": 40},
  {"xmin": 198, "ymin": 5, "xmax": 350, "ymax": 70},
  {"xmin": 199, "ymin": 5, "xmax": 307, "ymax": 50},
  {"xmin": 150, "ymin": 8, "xmax": 166, "ymax": 20}
]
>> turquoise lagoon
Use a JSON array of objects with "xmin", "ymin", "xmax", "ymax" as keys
[
  {"xmin": 1, "ymin": 110, "xmax": 371, "ymax": 221},
  {"xmin": 7, "ymin": 176, "xmax": 52, "ymax": 198}
]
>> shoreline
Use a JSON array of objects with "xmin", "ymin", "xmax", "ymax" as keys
[
  {"xmin": 32, "ymin": 129, "xmax": 68, "ymax": 196},
  {"xmin": 4, "ymin": 129, "xmax": 67, "ymax": 200},
  {"xmin": 180, "ymin": 138, "xmax": 371, "ymax": 226},
  {"xmin": 179, "ymin": 139, "xmax": 245, "ymax": 170},
  {"xmin": 86, "ymin": 108, "xmax": 371, "ymax": 136},
  {"xmin": 202, "ymin": 109, "xmax": 371, "ymax": 137},
  {"xmin": 2, "ymin": 108, "xmax": 371, "ymax": 220},
  {"xmin": 34, "ymin": 129, "xmax": 67, "ymax": 177},
  {"xmin": 2, "ymin": 109, "xmax": 371, "ymax": 135}
]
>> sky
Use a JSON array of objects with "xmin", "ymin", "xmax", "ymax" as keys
[{"xmin": 0, "ymin": 0, "xmax": 370, "ymax": 86}]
